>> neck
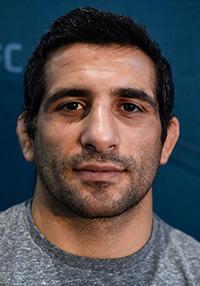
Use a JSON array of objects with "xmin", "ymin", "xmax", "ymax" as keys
[{"xmin": 31, "ymin": 185, "xmax": 153, "ymax": 259}]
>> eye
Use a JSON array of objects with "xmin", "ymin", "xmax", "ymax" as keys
[
  {"xmin": 59, "ymin": 101, "xmax": 83, "ymax": 111},
  {"xmin": 121, "ymin": 103, "xmax": 141, "ymax": 113}
]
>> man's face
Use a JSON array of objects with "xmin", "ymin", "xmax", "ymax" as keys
[{"xmin": 32, "ymin": 44, "xmax": 163, "ymax": 218}]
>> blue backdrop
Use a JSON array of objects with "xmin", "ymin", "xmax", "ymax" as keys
[{"xmin": 0, "ymin": 0, "xmax": 200, "ymax": 240}]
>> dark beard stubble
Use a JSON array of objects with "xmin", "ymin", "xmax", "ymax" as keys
[{"xmin": 34, "ymin": 142, "xmax": 162, "ymax": 219}]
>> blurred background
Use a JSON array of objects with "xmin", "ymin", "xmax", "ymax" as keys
[{"xmin": 0, "ymin": 0, "xmax": 199, "ymax": 240}]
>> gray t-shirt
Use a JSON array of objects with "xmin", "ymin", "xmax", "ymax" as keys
[{"xmin": 0, "ymin": 200, "xmax": 200, "ymax": 286}]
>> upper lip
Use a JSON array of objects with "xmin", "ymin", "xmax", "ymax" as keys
[{"xmin": 74, "ymin": 164, "xmax": 125, "ymax": 172}]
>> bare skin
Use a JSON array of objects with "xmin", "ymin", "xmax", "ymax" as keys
[{"xmin": 17, "ymin": 44, "xmax": 179, "ymax": 259}]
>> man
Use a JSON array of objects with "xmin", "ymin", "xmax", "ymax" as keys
[{"xmin": 0, "ymin": 7, "xmax": 200, "ymax": 285}]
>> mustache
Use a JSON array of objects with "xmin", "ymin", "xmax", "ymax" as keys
[{"xmin": 61, "ymin": 152, "xmax": 137, "ymax": 171}]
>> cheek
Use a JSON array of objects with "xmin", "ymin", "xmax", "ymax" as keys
[
  {"xmin": 120, "ymin": 122, "xmax": 162, "ymax": 157},
  {"xmin": 37, "ymin": 116, "xmax": 81, "ymax": 154}
]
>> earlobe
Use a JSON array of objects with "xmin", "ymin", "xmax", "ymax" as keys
[
  {"xmin": 160, "ymin": 117, "xmax": 180, "ymax": 165},
  {"xmin": 16, "ymin": 114, "xmax": 34, "ymax": 162}
]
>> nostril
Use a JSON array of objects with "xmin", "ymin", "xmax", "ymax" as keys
[
  {"xmin": 107, "ymin": 145, "xmax": 116, "ymax": 151},
  {"xmin": 83, "ymin": 143, "xmax": 116, "ymax": 154},
  {"xmin": 84, "ymin": 144, "xmax": 98, "ymax": 153}
]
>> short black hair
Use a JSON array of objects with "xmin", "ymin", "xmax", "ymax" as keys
[{"xmin": 24, "ymin": 7, "xmax": 174, "ymax": 143}]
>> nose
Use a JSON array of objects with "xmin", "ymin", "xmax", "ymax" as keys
[{"xmin": 80, "ymin": 104, "xmax": 120, "ymax": 153}]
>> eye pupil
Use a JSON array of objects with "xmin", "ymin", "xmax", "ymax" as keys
[
  {"xmin": 123, "ymin": 103, "xmax": 137, "ymax": 112},
  {"xmin": 66, "ymin": 102, "xmax": 79, "ymax": 110}
]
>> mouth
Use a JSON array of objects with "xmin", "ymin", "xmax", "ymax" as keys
[{"xmin": 73, "ymin": 164, "xmax": 126, "ymax": 182}]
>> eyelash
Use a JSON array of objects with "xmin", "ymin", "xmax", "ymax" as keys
[
  {"xmin": 119, "ymin": 103, "xmax": 142, "ymax": 113},
  {"xmin": 57, "ymin": 101, "xmax": 85, "ymax": 112},
  {"xmin": 57, "ymin": 101, "xmax": 143, "ymax": 114}
]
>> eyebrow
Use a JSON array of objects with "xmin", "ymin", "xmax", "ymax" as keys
[
  {"xmin": 44, "ymin": 87, "xmax": 158, "ymax": 111},
  {"xmin": 113, "ymin": 88, "xmax": 158, "ymax": 110},
  {"xmin": 44, "ymin": 88, "xmax": 90, "ymax": 111}
]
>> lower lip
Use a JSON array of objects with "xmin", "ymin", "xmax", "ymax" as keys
[{"xmin": 74, "ymin": 170, "xmax": 124, "ymax": 181}]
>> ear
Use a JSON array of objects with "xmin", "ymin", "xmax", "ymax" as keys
[
  {"xmin": 16, "ymin": 114, "xmax": 34, "ymax": 162},
  {"xmin": 160, "ymin": 117, "xmax": 180, "ymax": 165}
]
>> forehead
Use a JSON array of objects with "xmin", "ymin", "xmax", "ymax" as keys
[{"xmin": 45, "ymin": 43, "xmax": 157, "ymax": 98}]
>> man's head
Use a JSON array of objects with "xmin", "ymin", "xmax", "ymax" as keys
[
  {"xmin": 23, "ymin": 7, "xmax": 174, "ymax": 144},
  {"xmin": 17, "ymin": 7, "xmax": 179, "ymax": 218}
]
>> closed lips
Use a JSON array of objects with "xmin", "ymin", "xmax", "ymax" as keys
[{"xmin": 74, "ymin": 164, "xmax": 125, "ymax": 172}]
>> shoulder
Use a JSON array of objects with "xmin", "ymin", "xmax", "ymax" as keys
[
  {"xmin": 0, "ymin": 201, "xmax": 28, "ymax": 239},
  {"xmin": 166, "ymin": 222, "xmax": 200, "ymax": 266},
  {"xmin": 157, "ymin": 215, "xmax": 200, "ymax": 257},
  {"xmin": 154, "ymin": 215, "xmax": 200, "ymax": 284},
  {"xmin": 0, "ymin": 201, "xmax": 27, "ymax": 220}
]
